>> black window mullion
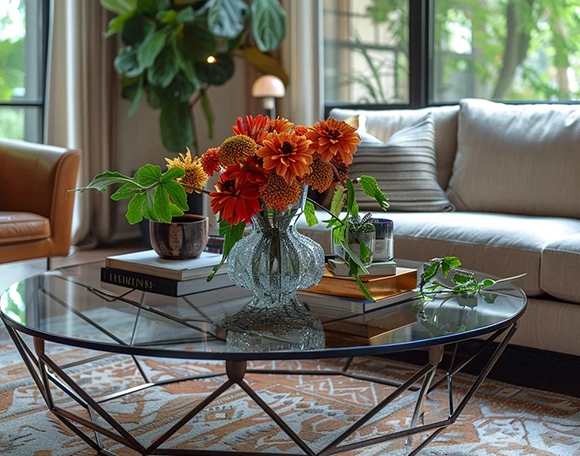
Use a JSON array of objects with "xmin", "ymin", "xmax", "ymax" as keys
[{"xmin": 408, "ymin": 0, "xmax": 432, "ymax": 108}]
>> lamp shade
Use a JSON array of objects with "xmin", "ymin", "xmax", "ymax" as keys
[{"xmin": 252, "ymin": 75, "xmax": 286, "ymax": 98}]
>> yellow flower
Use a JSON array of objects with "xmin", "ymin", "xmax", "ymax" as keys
[
  {"xmin": 165, "ymin": 147, "xmax": 208, "ymax": 193},
  {"xmin": 259, "ymin": 173, "xmax": 303, "ymax": 211},
  {"xmin": 219, "ymin": 135, "xmax": 258, "ymax": 167},
  {"xmin": 304, "ymin": 155, "xmax": 334, "ymax": 192}
]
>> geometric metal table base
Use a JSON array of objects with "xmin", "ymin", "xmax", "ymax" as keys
[{"xmin": 4, "ymin": 322, "xmax": 517, "ymax": 456}]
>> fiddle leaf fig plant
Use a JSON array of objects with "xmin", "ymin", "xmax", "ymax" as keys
[{"xmin": 101, "ymin": 0, "xmax": 287, "ymax": 153}]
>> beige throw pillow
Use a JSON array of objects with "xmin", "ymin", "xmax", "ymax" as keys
[
  {"xmin": 349, "ymin": 114, "xmax": 454, "ymax": 212},
  {"xmin": 447, "ymin": 99, "xmax": 580, "ymax": 218}
]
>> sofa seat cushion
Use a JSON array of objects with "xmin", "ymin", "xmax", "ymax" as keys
[
  {"xmin": 541, "ymin": 234, "xmax": 580, "ymax": 304},
  {"xmin": 387, "ymin": 212, "xmax": 580, "ymax": 297},
  {"xmin": 0, "ymin": 212, "xmax": 50, "ymax": 245}
]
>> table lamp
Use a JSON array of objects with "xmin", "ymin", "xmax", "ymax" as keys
[{"xmin": 251, "ymin": 74, "xmax": 286, "ymax": 118}]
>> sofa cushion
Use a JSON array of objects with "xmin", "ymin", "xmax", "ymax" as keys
[
  {"xmin": 541, "ymin": 234, "xmax": 580, "ymax": 304},
  {"xmin": 448, "ymin": 99, "xmax": 580, "ymax": 218},
  {"xmin": 0, "ymin": 212, "xmax": 50, "ymax": 245},
  {"xmin": 383, "ymin": 212, "xmax": 580, "ymax": 297},
  {"xmin": 349, "ymin": 114, "xmax": 454, "ymax": 213},
  {"xmin": 330, "ymin": 105, "xmax": 459, "ymax": 189}
]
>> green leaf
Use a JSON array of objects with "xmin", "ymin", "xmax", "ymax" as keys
[
  {"xmin": 483, "ymin": 292, "xmax": 499, "ymax": 304},
  {"xmin": 251, "ymin": 0, "xmax": 286, "ymax": 52},
  {"xmin": 345, "ymin": 178, "xmax": 358, "ymax": 219},
  {"xmin": 207, "ymin": 220, "xmax": 246, "ymax": 280},
  {"xmin": 153, "ymin": 186, "xmax": 172, "ymax": 222},
  {"xmin": 177, "ymin": 6, "xmax": 195, "ymax": 23},
  {"xmin": 304, "ymin": 201, "xmax": 319, "ymax": 226},
  {"xmin": 121, "ymin": 15, "xmax": 155, "ymax": 46},
  {"xmin": 137, "ymin": 28, "xmax": 167, "ymax": 69},
  {"xmin": 163, "ymin": 180, "xmax": 189, "ymax": 211},
  {"xmin": 481, "ymin": 278, "xmax": 496, "ymax": 287},
  {"xmin": 452, "ymin": 273, "xmax": 471, "ymax": 284},
  {"xmin": 201, "ymin": 89, "xmax": 214, "ymax": 139},
  {"xmin": 156, "ymin": 9, "xmax": 178, "ymax": 23},
  {"xmin": 134, "ymin": 164, "xmax": 162, "ymax": 186},
  {"xmin": 166, "ymin": 72, "xmax": 196, "ymax": 103},
  {"xmin": 75, "ymin": 171, "xmax": 136, "ymax": 192},
  {"xmin": 111, "ymin": 182, "xmax": 143, "ymax": 201},
  {"xmin": 136, "ymin": 0, "xmax": 157, "ymax": 15},
  {"xmin": 126, "ymin": 192, "xmax": 146, "ymax": 224},
  {"xmin": 441, "ymin": 256, "xmax": 462, "ymax": 277},
  {"xmin": 329, "ymin": 184, "xmax": 346, "ymax": 218},
  {"xmin": 100, "ymin": 0, "xmax": 137, "ymax": 15},
  {"xmin": 354, "ymin": 274, "xmax": 375, "ymax": 301},
  {"xmin": 169, "ymin": 203, "xmax": 185, "ymax": 217},
  {"xmin": 238, "ymin": 46, "xmax": 289, "ymax": 85},
  {"xmin": 179, "ymin": 24, "xmax": 216, "ymax": 62},
  {"xmin": 114, "ymin": 47, "xmax": 143, "ymax": 78},
  {"xmin": 147, "ymin": 44, "xmax": 179, "ymax": 88},
  {"xmin": 207, "ymin": 0, "xmax": 250, "ymax": 39},
  {"xmin": 105, "ymin": 11, "xmax": 135, "ymax": 38},
  {"xmin": 358, "ymin": 175, "xmax": 389, "ymax": 211},
  {"xmin": 125, "ymin": 77, "xmax": 144, "ymax": 117},
  {"xmin": 159, "ymin": 102, "xmax": 194, "ymax": 152},
  {"xmin": 194, "ymin": 53, "xmax": 234, "ymax": 85},
  {"xmin": 179, "ymin": 59, "xmax": 201, "ymax": 87},
  {"xmin": 160, "ymin": 166, "xmax": 185, "ymax": 182}
]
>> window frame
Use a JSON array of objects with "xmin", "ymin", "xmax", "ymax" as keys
[{"xmin": 0, "ymin": 0, "xmax": 50, "ymax": 142}]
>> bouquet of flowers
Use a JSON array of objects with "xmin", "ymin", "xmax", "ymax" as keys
[{"xmin": 76, "ymin": 114, "xmax": 389, "ymax": 299}]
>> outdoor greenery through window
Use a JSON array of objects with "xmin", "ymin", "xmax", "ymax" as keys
[
  {"xmin": 0, "ymin": 0, "xmax": 47, "ymax": 142},
  {"xmin": 323, "ymin": 0, "xmax": 580, "ymax": 107}
]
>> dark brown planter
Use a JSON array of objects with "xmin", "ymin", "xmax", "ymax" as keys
[{"xmin": 150, "ymin": 214, "xmax": 209, "ymax": 260}]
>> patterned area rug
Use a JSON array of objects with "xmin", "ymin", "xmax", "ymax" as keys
[{"xmin": 1, "ymin": 324, "xmax": 579, "ymax": 456}]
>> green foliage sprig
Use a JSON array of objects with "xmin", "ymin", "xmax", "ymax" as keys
[
  {"xmin": 419, "ymin": 256, "xmax": 527, "ymax": 304},
  {"xmin": 101, "ymin": 0, "xmax": 287, "ymax": 153},
  {"xmin": 304, "ymin": 175, "xmax": 389, "ymax": 301},
  {"xmin": 73, "ymin": 164, "xmax": 189, "ymax": 224}
]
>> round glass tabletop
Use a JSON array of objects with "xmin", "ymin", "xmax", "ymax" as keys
[{"xmin": 0, "ymin": 260, "xmax": 527, "ymax": 361}]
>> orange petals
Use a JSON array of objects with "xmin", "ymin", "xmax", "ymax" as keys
[
  {"xmin": 306, "ymin": 117, "xmax": 360, "ymax": 165},
  {"xmin": 256, "ymin": 131, "xmax": 313, "ymax": 184}
]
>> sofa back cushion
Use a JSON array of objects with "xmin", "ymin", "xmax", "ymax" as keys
[
  {"xmin": 349, "ymin": 114, "xmax": 454, "ymax": 212},
  {"xmin": 447, "ymin": 99, "xmax": 580, "ymax": 218},
  {"xmin": 330, "ymin": 105, "xmax": 459, "ymax": 189}
]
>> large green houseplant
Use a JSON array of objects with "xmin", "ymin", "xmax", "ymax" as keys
[{"xmin": 101, "ymin": 0, "xmax": 287, "ymax": 152}]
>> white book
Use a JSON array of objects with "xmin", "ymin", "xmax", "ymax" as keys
[
  {"xmin": 298, "ymin": 289, "xmax": 419, "ymax": 314},
  {"xmin": 105, "ymin": 250, "xmax": 226, "ymax": 281}
]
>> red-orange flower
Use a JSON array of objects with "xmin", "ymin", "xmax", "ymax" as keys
[
  {"xmin": 256, "ymin": 131, "xmax": 313, "ymax": 184},
  {"xmin": 232, "ymin": 115, "xmax": 270, "ymax": 144},
  {"xmin": 200, "ymin": 147, "xmax": 221, "ymax": 176},
  {"xmin": 266, "ymin": 117, "xmax": 294, "ymax": 133},
  {"xmin": 306, "ymin": 117, "xmax": 360, "ymax": 165},
  {"xmin": 221, "ymin": 156, "xmax": 269, "ymax": 185},
  {"xmin": 209, "ymin": 177, "xmax": 261, "ymax": 225},
  {"xmin": 294, "ymin": 125, "xmax": 308, "ymax": 136}
]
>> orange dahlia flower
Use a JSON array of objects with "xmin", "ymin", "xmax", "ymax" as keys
[
  {"xmin": 256, "ymin": 131, "xmax": 313, "ymax": 184},
  {"xmin": 200, "ymin": 147, "xmax": 221, "ymax": 176},
  {"xmin": 306, "ymin": 117, "xmax": 360, "ymax": 165},
  {"xmin": 222, "ymin": 156, "xmax": 269, "ymax": 185},
  {"xmin": 232, "ymin": 114, "xmax": 269, "ymax": 144},
  {"xmin": 209, "ymin": 177, "xmax": 261, "ymax": 225},
  {"xmin": 266, "ymin": 117, "xmax": 294, "ymax": 134}
]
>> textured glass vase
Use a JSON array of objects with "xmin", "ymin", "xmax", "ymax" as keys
[{"xmin": 223, "ymin": 187, "xmax": 326, "ymax": 352}]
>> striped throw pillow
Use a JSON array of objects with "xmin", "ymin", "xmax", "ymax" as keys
[{"xmin": 350, "ymin": 114, "xmax": 454, "ymax": 212}]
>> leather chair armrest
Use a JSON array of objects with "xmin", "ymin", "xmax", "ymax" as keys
[{"xmin": 0, "ymin": 139, "xmax": 81, "ymax": 256}]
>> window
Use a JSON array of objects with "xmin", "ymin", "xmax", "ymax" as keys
[
  {"xmin": 0, "ymin": 0, "xmax": 49, "ymax": 142},
  {"xmin": 323, "ymin": 0, "xmax": 580, "ymax": 109}
]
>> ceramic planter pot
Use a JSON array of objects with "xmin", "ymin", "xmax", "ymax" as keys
[{"xmin": 150, "ymin": 214, "xmax": 208, "ymax": 260}]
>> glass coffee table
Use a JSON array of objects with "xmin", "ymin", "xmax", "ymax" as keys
[{"xmin": 0, "ymin": 261, "xmax": 526, "ymax": 455}]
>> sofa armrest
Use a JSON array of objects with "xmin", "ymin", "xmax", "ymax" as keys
[{"xmin": 0, "ymin": 138, "xmax": 81, "ymax": 256}]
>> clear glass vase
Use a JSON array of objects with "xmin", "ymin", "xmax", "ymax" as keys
[{"xmin": 223, "ymin": 186, "xmax": 326, "ymax": 352}]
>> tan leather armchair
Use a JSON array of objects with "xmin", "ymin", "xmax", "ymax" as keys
[{"xmin": 0, "ymin": 138, "xmax": 80, "ymax": 265}]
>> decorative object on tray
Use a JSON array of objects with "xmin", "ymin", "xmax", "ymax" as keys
[
  {"xmin": 74, "ymin": 114, "xmax": 388, "ymax": 351},
  {"xmin": 333, "ymin": 213, "xmax": 376, "ymax": 267},
  {"xmin": 371, "ymin": 218, "xmax": 394, "ymax": 261},
  {"xmin": 150, "ymin": 214, "xmax": 208, "ymax": 259}
]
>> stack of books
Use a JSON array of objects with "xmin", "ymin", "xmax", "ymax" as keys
[
  {"xmin": 101, "ymin": 250, "xmax": 232, "ymax": 297},
  {"xmin": 299, "ymin": 263, "xmax": 419, "ymax": 314}
]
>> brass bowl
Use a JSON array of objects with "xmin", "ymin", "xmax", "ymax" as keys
[{"xmin": 150, "ymin": 214, "xmax": 209, "ymax": 260}]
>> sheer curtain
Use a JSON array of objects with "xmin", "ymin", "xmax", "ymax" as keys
[
  {"xmin": 45, "ymin": 0, "xmax": 119, "ymax": 246},
  {"xmin": 279, "ymin": 0, "xmax": 324, "ymax": 125}
]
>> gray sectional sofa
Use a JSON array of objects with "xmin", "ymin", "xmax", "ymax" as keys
[{"xmin": 299, "ymin": 98, "xmax": 580, "ymax": 357}]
